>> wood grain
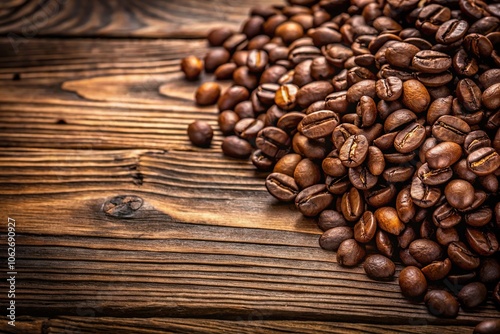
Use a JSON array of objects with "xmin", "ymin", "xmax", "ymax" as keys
[
  {"xmin": 0, "ymin": 317, "xmax": 477, "ymax": 334},
  {"xmin": 0, "ymin": 0, "xmax": 284, "ymax": 39}
]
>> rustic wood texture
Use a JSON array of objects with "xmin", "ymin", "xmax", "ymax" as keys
[
  {"xmin": 0, "ymin": 317, "xmax": 478, "ymax": 334},
  {"xmin": 0, "ymin": 0, "xmax": 283, "ymax": 39},
  {"xmin": 0, "ymin": 1, "xmax": 497, "ymax": 332}
]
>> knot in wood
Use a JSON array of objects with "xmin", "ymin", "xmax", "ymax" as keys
[{"xmin": 103, "ymin": 195, "xmax": 143, "ymax": 218}]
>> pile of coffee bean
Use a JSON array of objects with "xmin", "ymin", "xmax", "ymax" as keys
[{"xmin": 182, "ymin": 0, "xmax": 500, "ymax": 323}]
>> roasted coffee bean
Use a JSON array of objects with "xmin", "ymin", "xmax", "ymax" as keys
[
  {"xmin": 411, "ymin": 177, "xmax": 442, "ymax": 208},
  {"xmin": 326, "ymin": 174, "xmax": 350, "ymax": 195},
  {"xmin": 322, "ymin": 151, "xmax": 347, "ymax": 177},
  {"xmin": 425, "ymin": 141, "xmax": 462, "ymax": 170},
  {"xmin": 398, "ymin": 225, "xmax": 417, "ymax": 249},
  {"xmin": 265, "ymin": 172, "xmax": 299, "ymax": 202},
  {"xmin": 325, "ymin": 91, "xmax": 350, "ymax": 114},
  {"xmin": 246, "ymin": 49, "xmax": 268, "ymax": 73},
  {"xmin": 251, "ymin": 149, "xmax": 274, "ymax": 171},
  {"xmin": 277, "ymin": 112, "xmax": 305, "ymax": 135},
  {"xmin": 356, "ymin": 96, "xmax": 377, "ymax": 128},
  {"xmin": 433, "ymin": 203, "xmax": 462, "ymax": 229},
  {"xmin": 310, "ymin": 56, "xmax": 336, "ymax": 80},
  {"xmin": 456, "ymin": 78, "xmax": 482, "ymax": 112},
  {"xmin": 346, "ymin": 80, "xmax": 376, "ymax": 103},
  {"xmin": 275, "ymin": 21, "xmax": 304, "ymax": 45},
  {"xmin": 394, "ymin": 122, "xmax": 426, "ymax": 154},
  {"xmin": 467, "ymin": 147, "xmax": 500, "ymax": 176},
  {"xmin": 234, "ymin": 118, "xmax": 264, "ymax": 143},
  {"xmin": 317, "ymin": 210, "xmax": 348, "ymax": 231},
  {"xmin": 363, "ymin": 254, "xmax": 395, "ymax": 280},
  {"xmin": 375, "ymin": 229, "xmax": 394, "ymax": 258},
  {"xmin": 181, "ymin": 55, "xmax": 203, "ymax": 80},
  {"xmin": 207, "ymin": 27, "xmax": 234, "ymax": 46},
  {"xmin": 221, "ymin": 135, "xmax": 253, "ymax": 159},
  {"xmin": 218, "ymin": 110, "xmax": 240, "ymax": 136},
  {"xmin": 349, "ymin": 165, "xmax": 378, "ymax": 190},
  {"xmin": 479, "ymin": 69, "xmax": 500, "ymax": 89},
  {"xmin": 444, "ymin": 179, "xmax": 475, "ymax": 210},
  {"xmin": 341, "ymin": 187, "xmax": 365, "ymax": 222},
  {"xmin": 383, "ymin": 166, "xmax": 415, "ymax": 183},
  {"xmin": 298, "ymin": 110, "xmax": 339, "ymax": 139},
  {"xmin": 234, "ymin": 100, "xmax": 254, "ymax": 119},
  {"xmin": 205, "ymin": 48, "xmax": 231, "ymax": 73},
  {"xmin": 223, "ymin": 33, "xmax": 248, "ymax": 53},
  {"xmin": 215, "ymin": 63, "xmax": 237, "ymax": 80},
  {"xmin": 482, "ymin": 83, "xmax": 500, "ymax": 110},
  {"xmin": 448, "ymin": 241, "xmax": 480, "ymax": 271},
  {"xmin": 465, "ymin": 227, "xmax": 499, "ymax": 256},
  {"xmin": 295, "ymin": 184, "xmax": 333, "ymax": 217},
  {"xmin": 386, "ymin": 42, "xmax": 420, "ymax": 69},
  {"xmin": 479, "ymin": 258, "xmax": 500, "ymax": 283},
  {"xmin": 337, "ymin": 239, "xmax": 366, "ymax": 267},
  {"xmin": 375, "ymin": 76, "xmax": 403, "ymax": 102},
  {"xmin": 234, "ymin": 66, "xmax": 258, "ymax": 90},
  {"xmin": 365, "ymin": 183, "xmax": 396, "ymax": 208},
  {"xmin": 260, "ymin": 65, "xmax": 287, "ymax": 84},
  {"xmin": 421, "ymin": 258, "xmax": 452, "ymax": 281},
  {"xmin": 346, "ymin": 66, "xmax": 376, "ymax": 86},
  {"xmin": 474, "ymin": 320, "xmax": 500, "ymax": 334},
  {"xmin": 435, "ymin": 19, "xmax": 469, "ymax": 44},
  {"xmin": 396, "ymin": 186, "xmax": 415, "ymax": 223},
  {"xmin": 464, "ymin": 33, "xmax": 494, "ymax": 58},
  {"xmin": 432, "ymin": 115, "xmax": 471, "ymax": 145},
  {"xmin": 375, "ymin": 207, "xmax": 405, "ymax": 236},
  {"xmin": 354, "ymin": 211, "xmax": 377, "ymax": 243},
  {"xmin": 458, "ymin": 282, "xmax": 487, "ymax": 309},
  {"xmin": 418, "ymin": 163, "xmax": 453, "ymax": 186},
  {"xmin": 292, "ymin": 133, "xmax": 328, "ymax": 160},
  {"xmin": 218, "ymin": 85, "xmax": 250, "ymax": 112},
  {"xmin": 289, "ymin": 45, "xmax": 322, "ymax": 65},
  {"xmin": 399, "ymin": 266, "xmax": 428, "ymax": 298},
  {"xmin": 256, "ymin": 127, "xmax": 291, "ymax": 159},
  {"xmin": 264, "ymin": 105, "xmax": 286, "ymax": 127},
  {"xmin": 409, "ymin": 239, "xmax": 442, "ymax": 265},
  {"xmin": 296, "ymin": 81, "xmax": 334, "ymax": 108},
  {"xmin": 412, "ymin": 50, "xmax": 451, "ymax": 74},
  {"xmin": 465, "ymin": 131, "xmax": 492, "ymax": 155},
  {"xmin": 384, "ymin": 109, "xmax": 417, "ymax": 133},
  {"xmin": 400, "ymin": 248, "xmax": 423, "ymax": 268},
  {"xmin": 275, "ymin": 84, "xmax": 299, "ymax": 110},
  {"xmin": 424, "ymin": 290, "xmax": 459, "ymax": 318},
  {"xmin": 453, "ymin": 48, "xmax": 479, "ymax": 77},
  {"xmin": 322, "ymin": 43, "xmax": 354, "ymax": 68},
  {"xmin": 465, "ymin": 207, "xmax": 493, "ymax": 227},
  {"xmin": 187, "ymin": 121, "xmax": 213, "ymax": 147},
  {"xmin": 402, "ymin": 79, "xmax": 431, "ymax": 114},
  {"xmin": 294, "ymin": 158, "xmax": 321, "ymax": 189},
  {"xmin": 274, "ymin": 153, "xmax": 302, "ymax": 177},
  {"xmin": 339, "ymin": 135, "xmax": 369, "ymax": 168},
  {"xmin": 366, "ymin": 146, "xmax": 385, "ymax": 176},
  {"xmin": 319, "ymin": 226, "xmax": 353, "ymax": 251},
  {"xmin": 384, "ymin": 152, "xmax": 416, "ymax": 164}
]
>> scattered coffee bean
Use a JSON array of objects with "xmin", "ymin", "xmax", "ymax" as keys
[
  {"xmin": 363, "ymin": 255, "xmax": 395, "ymax": 280},
  {"xmin": 187, "ymin": 121, "xmax": 213, "ymax": 147},
  {"xmin": 424, "ymin": 290, "xmax": 459, "ymax": 318}
]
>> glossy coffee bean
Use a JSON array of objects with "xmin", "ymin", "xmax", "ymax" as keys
[
  {"xmin": 339, "ymin": 135, "xmax": 369, "ymax": 168},
  {"xmin": 433, "ymin": 203, "xmax": 462, "ymax": 229},
  {"xmin": 205, "ymin": 48, "xmax": 231, "ymax": 73},
  {"xmin": 273, "ymin": 153, "xmax": 302, "ymax": 177},
  {"xmin": 187, "ymin": 121, "xmax": 213, "ymax": 147},
  {"xmin": 375, "ymin": 76, "xmax": 403, "ymax": 101},
  {"xmin": 464, "ymin": 130, "xmax": 491, "ymax": 154},
  {"xmin": 375, "ymin": 207, "xmax": 405, "ymax": 236},
  {"xmin": 417, "ymin": 163, "xmax": 453, "ymax": 186},
  {"xmin": 317, "ymin": 210, "xmax": 347, "ymax": 231},
  {"xmin": 265, "ymin": 172, "xmax": 299, "ymax": 202},
  {"xmin": 295, "ymin": 184, "xmax": 333, "ymax": 217},
  {"xmin": 394, "ymin": 122, "xmax": 426, "ymax": 154},
  {"xmin": 207, "ymin": 27, "xmax": 233, "ymax": 46},
  {"xmin": 341, "ymin": 187, "xmax": 365, "ymax": 222},
  {"xmin": 402, "ymin": 79, "xmax": 431, "ymax": 114},
  {"xmin": 354, "ymin": 211, "xmax": 377, "ymax": 243},
  {"xmin": 275, "ymin": 84, "xmax": 299, "ymax": 111},
  {"xmin": 251, "ymin": 149, "xmax": 274, "ymax": 171},
  {"xmin": 456, "ymin": 78, "xmax": 482, "ymax": 112},
  {"xmin": 294, "ymin": 158, "xmax": 321, "ymax": 189},
  {"xmin": 467, "ymin": 147, "xmax": 500, "ymax": 176},
  {"xmin": 337, "ymin": 239, "xmax": 366, "ymax": 267},
  {"xmin": 256, "ymin": 127, "xmax": 291, "ymax": 159},
  {"xmin": 298, "ymin": 110, "xmax": 339, "ymax": 139},
  {"xmin": 424, "ymin": 290, "xmax": 459, "ymax": 318},
  {"xmin": 412, "ymin": 50, "xmax": 451, "ymax": 74},
  {"xmin": 399, "ymin": 266, "xmax": 427, "ymax": 298},
  {"xmin": 409, "ymin": 239, "xmax": 442, "ymax": 265},
  {"xmin": 181, "ymin": 55, "xmax": 203, "ymax": 80},
  {"xmin": 479, "ymin": 258, "xmax": 500, "ymax": 284},
  {"xmin": 458, "ymin": 282, "xmax": 487, "ymax": 309},
  {"xmin": 221, "ymin": 136, "xmax": 252, "ymax": 159},
  {"xmin": 421, "ymin": 258, "xmax": 452, "ymax": 281},
  {"xmin": 356, "ymin": 96, "xmax": 377, "ymax": 128},
  {"xmin": 448, "ymin": 241, "xmax": 480, "ymax": 271},
  {"xmin": 319, "ymin": 226, "xmax": 353, "ymax": 251},
  {"xmin": 411, "ymin": 177, "xmax": 441, "ymax": 208},
  {"xmin": 218, "ymin": 86, "xmax": 250, "ymax": 112},
  {"xmin": 296, "ymin": 81, "xmax": 334, "ymax": 108},
  {"xmin": 444, "ymin": 179, "xmax": 475, "ymax": 210},
  {"xmin": 474, "ymin": 320, "xmax": 500, "ymax": 334},
  {"xmin": 465, "ymin": 227, "xmax": 499, "ymax": 256},
  {"xmin": 425, "ymin": 141, "xmax": 462, "ymax": 169},
  {"xmin": 363, "ymin": 254, "xmax": 395, "ymax": 280},
  {"xmin": 432, "ymin": 115, "xmax": 471, "ymax": 144},
  {"xmin": 396, "ymin": 187, "xmax": 415, "ymax": 223},
  {"xmin": 435, "ymin": 19, "xmax": 468, "ymax": 44},
  {"xmin": 386, "ymin": 42, "xmax": 420, "ymax": 69},
  {"xmin": 367, "ymin": 146, "xmax": 385, "ymax": 176}
]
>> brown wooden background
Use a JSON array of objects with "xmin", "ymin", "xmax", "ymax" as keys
[{"xmin": 0, "ymin": 0, "xmax": 498, "ymax": 333}]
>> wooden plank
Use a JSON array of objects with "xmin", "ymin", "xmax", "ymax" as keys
[
  {"xmin": 0, "ymin": 0, "xmax": 284, "ymax": 39},
  {"xmin": 0, "ymin": 317, "xmax": 477, "ymax": 334}
]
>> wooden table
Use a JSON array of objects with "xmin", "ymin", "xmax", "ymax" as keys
[{"xmin": 0, "ymin": 1, "xmax": 498, "ymax": 333}]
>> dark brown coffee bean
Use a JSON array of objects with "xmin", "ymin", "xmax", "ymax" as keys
[
  {"xmin": 232, "ymin": 50, "xmax": 249, "ymax": 67},
  {"xmin": 339, "ymin": 135, "xmax": 369, "ymax": 168},
  {"xmin": 242, "ymin": 16, "xmax": 264, "ymax": 39},
  {"xmin": 433, "ymin": 203, "xmax": 462, "ymax": 229},
  {"xmin": 260, "ymin": 65, "xmax": 288, "ymax": 84},
  {"xmin": 453, "ymin": 158, "xmax": 477, "ymax": 183},
  {"xmin": 399, "ymin": 266, "xmax": 427, "ymax": 298},
  {"xmin": 474, "ymin": 320, "xmax": 500, "ymax": 334},
  {"xmin": 466, "ymin": 227, "xmax": 499, "ymax": 256},
  {"xmin": 337, "ymin": 239, "xmax": 366, "ymax": 267},
  {"xmin": 310, "ymin": 56, "xmax": 336, "ymax": 80},
  {"xmin": 322, "ymin": 151, "xmax": 347, "ymax": 177},
  {"xmin": 384, "ymin": 152, "xmax": 416, "ymax": 164},
  {"xmin": 444, "ymin": 179, "xmax": 475, "ymax": 210},
  {"xmin": 214, "ymin": 63, "xmax": 237, "ymax": 80},
  {"xmin": 482, "ymin": 83, "xmax": 500, "ymax": 110},
  {"xmin": 424, "ymin": 290, "xmax": 459, "ymax": 318},
  {"xmin": 181, "ymin": 55, "xmax": 203, "ymax": 80},
  {"xmin": 207, "ymin": 27, "xmax": 234, "ymax": 46},
  {"xmin": 456, "ymin": 78, "xmax": 482, "ymax": 113},
  {"xmin": 367, "ymin": 146, "xmax": 385, "ymax": 176},
  {"xmin": 275, "ymin": 84, "xmax": 299, "ymax": 111},
  {"xmin": 294, "ymin": 158, "xmax": 321, "ymax": 189},
  {"xmin": 402, "ymin": 79, "xmax": 431, "ymax": 114},
  {"xmin": 317, "ymin": 210, "xmax": 347, "ymax": 231},
  {"xmin": 375, "ymin": 229, "xmax": 394, "ymax": 258},
  {"xmin": 296, "ymin": 81, "xmax": 334, "ymax": 108},
  {"xmin": 245, "ymin": 49, "xmax": 268, "ymax": 74},
  {"xmin": 421, "ymin": 258, "xmax": 452, "ymax": 281},
  {"xmin": 325, "ymin": 91, "xmax": 350, "ymax": 114},
  {"xmin": 467, "ymin": 147, "xmax": 500, "ymax": 176},
  {"xmin": 358, "ymin": 124, "xmax": 383, "ymax": 145},
  {"xmin": 354, "ymin": 211, "xmax": 376, "ymax": 243},
  {"xmin": 205, "ymin": 48, "xmax": 231, "ymax": 73},
  {"xmin": 464, "ymin": 33, "xmax": 494, "ymax": 58},
  {"xmin": 411, "ymin": 177, "xmax": 442, "ymax": 208},
  {"xmin": 341, "ymin": 187, "xmax": 365, "ymax": 222},
  {"xmin": 349, "ymin": 165, "xmax": 378, "ymax": 190},
  {"xmin": 425, "ymin": 141, "xmax": 462, "ymax": 169},
  {"xmin": 458, "ymin": 282, "xmax": 487, "ymax": 309},
  {"xmin": 384, "ymin": 109, "xmax": 417, "ymax": 133},
  {"xmin": 234, "ymin": 101, "xmax": 254, "ymax": 119},
  {"xmin": 233, "ymin": 66, "xmax": 258, "ymax": 90},
  {"xmin": 251, "ymin": 149, "xmax": 274, "ymax": 171},
  {"xmin": 386, "ymin": 42, "xmax": 420, "ymax": 69},
  {"xmin": 383, "ymin": 166, "xmax": 415, "ymax": 183},
  {"xmin": 375, "ymin": 76, "xmax": 403, "ymax": 102},
  {"xmin": 448, "ymin": 241, "xmax": 480, "ymax": 271},
  {"xmin": 417, "ymin": 163, "xmax": 453, "ymax": 186},
  {"xmin": 400, "ymin": 248, "xmax": 423, "ymax": 268},
  {"xmin": 298, "ymin": 110, "xmax": 339, "ymax": 140},
  {"xmin": 218, "ymin": 110, "xmax": 240, "ymax": 136},
  {"xmin": 396, "ymin": 187, "xmax": 415, "ymax": 223},
  {"xmin": 465, "ymin": 206, "xmax": 493, "ymax": 227},
  {"xmin": 195, "ymin": 82, "xmax": 221, "ymax": 106},
  {"xmin": 275, "ymin": 21, "xmax": 304, "ymax": 45},
  {"xmin": 479, "ymin": 69, "xmax": 500, "ymax": 89},
  {"xmin": 398, "ymin": 225, "xmax": 417, "ymax": 250},
  {"xmin": 432, "ymin": 115, "xmax": 471, "ymax": 145},
  {"xmin": 365, "ymin": 183, "xmax": 396, "ymax": 208},
  {"xmin": 412, "ymin": 50, "xmax": 451, "ymax": 74},
  {"xmin": 453, "ymin": 48, "xmax": 479, "ymax": 77},
  {"xmin": 435, "ymin": 19, "xmax": 469, "ymax": 44},
  {"xmin": 479, "ymin": 258, "xmax": 500, "ymax": 284},
  {"xmin": 363, "ymin": 254, "xmax": 395, "ymax": 280},
  {"xmin": 356, "ymin": 96, "xmax": 377, "ymax": 128},
  {"xmin": 310, "ymin": 26, "xmax": 342, "ymax": 47},
  {"xmin": 326, "ymin": 174, "xmax": 350, "ymax": 195},
  {"xmin": 256, "ymin": 127, "xmax": 291, "ymax": 159},
  {"xmin": 346, "ymin": 80, "xmax": 376, "ymax": 103},
  {"xmin": 289, "ymin": 45, "xmax": 322, "ymax": 65},
  {"xmin": 277, "ymin": 112, "xmax": 305, "ymax": 135},
  {"xmin": 273, "ymin": 153, "xmax": 302, "ymax": 177},
  {"xmin": 295, "ymin": 184, "xmax": 333, "ymax": 217},
  {"xmin": 322, "ymin": 43, "xmax": 354, "ymax": 68},
  {"xmin": 394, "ymin": 122, "xmax": 426, "ymax": 154},
  {"xmin": 464, "ymin": 131, "xmax": 491, "ymax": 156},
  {"xmin": 223, "ymin": 33, "xmax": 248, "ymax": 53},
  {"xmin": 374, "ymin": 207, "xmax": 405, "ymax": 236},
  {"xmin": 221, "ymin": 136, "xmax": 252, "ymax": 159},
  {"xmin": 319, "ymin": 226, "xmax": 353, "ymax": 251},
  {"xmin": 292, "ymin": 133, "xmax": 328, "ymax": 160},
  {"xmin": 409, "ymin": 239, "xmax": 442, "ymax": 265},
  {"xmin": 187, "ymin": 120, "xmax": 213, "ymax": 147},
  {"xmin": 346, "ymin": 67, "xmax": 376, "ymax": 87},
  {"xmin": 266, "ymin": 172, "xmax": 299, "ymax": 202},
  {"xmin": 218, "ymin": 85, "xmax": 250, "ymax": 112}
]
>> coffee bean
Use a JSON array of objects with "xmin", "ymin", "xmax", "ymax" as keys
[
  {"xmin": 223, "ymin": 33, "xmax": 248, "ymax": 53},
  {"xmin": 464, "ymin": 33, "xmax": 494, "ymax": 58},
  {"xmin": 425, "ymin": 141, "xmax": 462, "ymax": 169},
  {"xmin": 251, "ymin": 149, "xmax": 274, "ymax": 171},
  {"xmin": 465, "ymin": 227, "xmax": 499, "ymax": 256},
  {"xmin": 424, "ymin": 290, "xmax": 459, "ymax": 318},
  {"xmin": 346, "ymin": 80, "xmax": 377, "ymax": 103},
  {"xmin": 479, "ymin": 258, "xmax": 500, "ymax": 284},
  {"xmin": 294, "ymin": 158, "xmax": 321, "ymax": 189},
  {"xmin": 482, "ymin": 83, "xmax": 500, "ymax": 110},
  {"xmin": 399, "ymin": 266, "xmax": 428, "ymax": 298},
  {"xmin": 277, "ymin": 112, "xmax": 305, "ymax": 135},
  {"xmin": 275, "ymin": 84, "xmax": 299, "ymax": 110},
  {"xmin": 433, "ymin": 203, "xmax": 462, "ymax": 229},
  {"xmin": 319, "ymin": 226, "xmax": 353, "ymax": 251},
  {"xmin": 187, "ymin": 121, "xmax": 213, "ymax": 147},
  {"xmin": 467, "ymin": 147, "xmax": 500, "ymax": 176},
  {"xmin": 256, "ymin": 127, "xmax": 291, "ymax": 159},
  {"xmin": 208, "ymin": 27, "xmax": 234, "ymax": 46},
  {"xmin": 458, "ymin": 282, "xmax": 488, "ymax": 309},
  {"xmin": 366, "ymin": 146, "xmax": 385, "ymax": 176},
  {"xmin": 317, "ymin": 210, "xmax": 348, "ymax": 231},
  {"xmin": 218, "ymin": 110, "xmax": 240, "ymax": 136},
  {"xmin": 417, "ymin": 163, "xmax": 453, "ymax": 186},
  {"xmin": 465, "ymin": 130, "xmax": 492, "ymax": 155},
  {"xmin": 339, "ymin": 135, "xmax": 369, "ymax": 168},
  {"xmin": 292, "ymin": 133, "xmax": 328, "ymax": 160},
  {"xmin": 465, "ymin": 206, "xmax": 493, "ymax": 227},
  {"xmin": 444, "ymin": 179, "xmax": 475, "ymax": 210},
  {"xmin": 349, "ymin": 165, "xmax": 378, "ymax": 190},
  {"xmin": 363, "ymin": 254, "xmax": 395, "ymax": 280},
  {"xmin": 448, "ymin": 241, "xmax": 480, "ymax": 271},
  {"xmin": 234, "ymin": 118, "xmax": 264, "ymax": 143},
  {"xmin": 384, "ymin": 109, "xmax": 417, "ymax": 133},
  {"xmin": 181, "ymin": 55, "xmax": 203, "ymax": 80},
  {"xmin": 295, "ymin": 184, "xmax": 333, "ymax": 216},
  {"xmin": 412, "ymin": 50, "xmax": 451, "ymax": 74},
  {"xmin": 386, "ymin": 42, "xmax": 420, "ymax": 69},
  {"xmin": 435, "ymin": 19, "xmax": 469, "ymax": 44},
  {"xmin": 296, "ymin": 81, "xmax": 334, "ymax": 108},
  {"xmin": 218, "ymin": 85, "xmax": 250, "ymax": 112},
  {"xmin": 221, "ymin": 136, "xmax": 253, "ymax": 159},
  {"xmin": 409, "ymin": 239, "xmax": 442, "ymax": 265},
  {"xmin": 383, "ymin": 166, "xmax": 415, "ymax": 183},
  {"xmin": 265, "ymin": 172, "xmax": 299, "ymax": 202},
  {"xmin": 432, "ymin": 115, "xmax": 471, "ymax": 145},
  {"xmin": 394, "ymin": 122, "xmax": 426, "ymax": 154},
  {"xmin": 411, "ymin": 176, "xmax": 442, "ymax": 208},
  {"xmin": 375, "ymin": 207, "xmax": 405, "ymax": 236},
  {"xmin": 375, "ymin": 76, "xmax": 403, "ymax": 102},
  {"xmin": 275, "ymin": 21, "xmax": 304, "ymax": 45},
  {"xmin": 298, "ymin": 110, "xmax": 339, "ymax": 139},
  {"xmin": 341, "ymin": 187, "xmax": 364, "ymax": 222},
  {"xmin": 195, "ymin": 82, "xmax": 221, "ymax": 106},
  {"xmin": 395, "ymin": 186, "xmax": 415, "ymax": 223},
  {"xmin": 337, "ymin": 239, "xmax": 366, "ymax": 267},
  {"xmin": 452, "ymin": 48, "xmax": 479, "ymax": 77},
  {"xmin": 273, "ymin": 153, "xmax": 302, "ymax": 177},
  {"xmin": 421, "ymin": 258, "xmax": 452, "ymax": 281},
  {"xmin": 205, "ymin": 48, "xmax": 231, "ymax": 73},
  {"xmin": 354, "ymin": 211, "xmax": 377, "ymax": 243},
  {"xmin": 347, "ymin": 67, "xmax": 376, "ymax": 87},
  {"xmin": 402, "ymin": 79, "xmax": 431, "ymax": 114},
  {"xmin": 474, "ymin": 320, "xmax": 500, "ymax": 334},
  {"xmin": 322, "ymin": 151, "xmax": 347, "ymax": 177},
  {"xmin": 457, "ymin": 78, "xmax": 482, "ymax": 112}
]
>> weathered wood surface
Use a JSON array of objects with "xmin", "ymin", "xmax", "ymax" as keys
[
  {"xmin": 0, "ymin": 316, "xmax": 478, "ymax": 334},
  {"xmin": 0, "ymin": 0, "xmax": 283, "ymax": 39},
  {"xmin": 0, "ymin": 0, "xmax": 497, "ymax": 332}
]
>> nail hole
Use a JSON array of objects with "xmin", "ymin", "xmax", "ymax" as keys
[
  {"xmin": 56, "ymin": 119, "xmax": 67, "ymax": 125},
  {"xmin": 12, "ymin": 73, "xmax": 20, "ymax": 81}
]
